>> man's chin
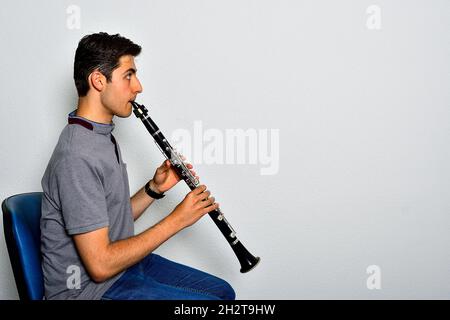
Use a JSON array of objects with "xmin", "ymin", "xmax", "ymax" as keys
[
  {"xmin": 123, "ymin": 109, "xmax": 134, "ymax": 118},
  {"xmin": 115, "ymin": 105, "xmax": 133, "ymax": 118},
  {"xmin": 126, "ymin": 108, "xmax": 133, "ymax": 117}
]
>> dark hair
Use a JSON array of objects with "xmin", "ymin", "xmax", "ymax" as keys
[{"xmin": 74, "ymin": 32, "xmax": 141, "ymax": 97}]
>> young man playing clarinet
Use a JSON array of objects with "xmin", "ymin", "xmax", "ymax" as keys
[{"xmin": 40, "ymin": 32, "xmax": 235, "ymax": 300}]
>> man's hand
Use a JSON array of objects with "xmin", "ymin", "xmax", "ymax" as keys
[
  {"xmin": 152, "ymin": 159, "xmax": 198, "ymax": 193},
  {"xmin": 169, "ymin": 185, "xmax": 219, "ymax": 229}
]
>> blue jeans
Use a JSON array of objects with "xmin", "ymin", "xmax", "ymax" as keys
[{"xmin": 101, "ymin": 253, "xmax": 236, "ymax": 300}]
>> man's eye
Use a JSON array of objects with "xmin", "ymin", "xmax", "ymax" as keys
[{"xmin": 126, "ymin": 73, "xmax": 132, "ymax": 80}]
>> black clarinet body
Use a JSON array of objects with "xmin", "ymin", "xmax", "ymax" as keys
[{"xmin": 131, "ymin": 101, "xmax": 260, "ymax": 273}]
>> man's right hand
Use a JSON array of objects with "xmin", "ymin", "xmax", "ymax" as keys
[{"xmin": 170, "ymin": 185, "xmax": 219, "ymax": 229}]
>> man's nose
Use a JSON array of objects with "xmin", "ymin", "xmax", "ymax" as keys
[{"xmin": 134, "ymin": 78, "xmax": 143, "ymax": 94}]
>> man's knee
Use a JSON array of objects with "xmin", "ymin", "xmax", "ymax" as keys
[{"xmin": 220, "ymin": 280, "xmax": 236, "ymax": 300}]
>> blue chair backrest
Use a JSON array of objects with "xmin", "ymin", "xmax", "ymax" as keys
[{"xmin": 2, "ymin": 192, "xmax": 44, "ymax": 300}]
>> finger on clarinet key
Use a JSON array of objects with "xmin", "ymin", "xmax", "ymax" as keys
[
  {"xmin": 202, "ymin": 190, "xmax": 211, "ymax": 200},
  {"xmin": 195, "ymin": 185, "xmax": 207, "ymax": 194}
]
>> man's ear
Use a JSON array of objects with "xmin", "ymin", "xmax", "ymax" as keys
[{"xmin": 89, "ymin": 71, "xmax": 107, "ymax": 92}]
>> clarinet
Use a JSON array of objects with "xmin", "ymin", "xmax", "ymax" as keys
[{"xmin": 131, "ymin": 101, "xmax": 260, "ymax": 273}]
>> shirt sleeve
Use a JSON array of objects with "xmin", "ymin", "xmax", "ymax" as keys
[{"xmin": 54, "ymin": 155, "xmax": 109, "ymax": 235}]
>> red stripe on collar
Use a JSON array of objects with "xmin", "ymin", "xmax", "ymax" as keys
[{"xmin": 68, "ymin": 117, "xmax": 94, "ymax": 131}]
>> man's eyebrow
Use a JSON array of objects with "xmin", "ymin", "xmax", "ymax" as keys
[{"xmin": 122, "ymin": 68, "xmax": 137, "ymax": 75}]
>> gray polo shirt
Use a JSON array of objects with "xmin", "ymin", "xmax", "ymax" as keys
[{"xmin": 40, "ymin": 111, "xmax": 134, "ymax": 300}]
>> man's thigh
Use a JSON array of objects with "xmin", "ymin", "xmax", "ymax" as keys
[{"xmin": 102, "ymin": 254, "xmax": 235, "ymax": 300}]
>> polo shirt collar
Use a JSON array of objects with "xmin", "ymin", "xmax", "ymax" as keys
[{"xmin": 68, "ymin": 110, "xmax": 115, "ymax": 135}]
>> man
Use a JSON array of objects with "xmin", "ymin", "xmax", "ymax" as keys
[{"xmin": 40, "ymin": 32, "xmax": 235, "ymax": 300}]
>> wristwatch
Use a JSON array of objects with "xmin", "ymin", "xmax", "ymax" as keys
[{"xmin": 145, "ymin": 180, "xmax": 165, "ymax": 199}]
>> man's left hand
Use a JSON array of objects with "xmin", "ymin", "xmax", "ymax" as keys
[{"xmin": 151, "ymin": 159, "xmax": 198, "ymax": 193}]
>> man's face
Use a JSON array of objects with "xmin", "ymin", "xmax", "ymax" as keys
[{"xmin": 101, "ymin": 55, "xmax": 143, "ymax": 118}]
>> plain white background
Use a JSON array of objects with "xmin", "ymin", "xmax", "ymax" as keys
[{"xmin": 0, "ymin": 0, "xmax": 449, "ymax": 299}]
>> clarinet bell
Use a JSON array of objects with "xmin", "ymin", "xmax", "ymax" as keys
[{"xmin": 233, "ymin": 241, "xmax": 261, "ymax": 273}]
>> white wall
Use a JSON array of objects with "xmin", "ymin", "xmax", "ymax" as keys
[{"xmin": 0, "ymin": 0, "xmax": 449, "ymax": 299}]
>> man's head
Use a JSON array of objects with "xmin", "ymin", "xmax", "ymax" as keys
[{"xmin": 74, "ymin": 32, "xmax": 143, "ymax": 118}]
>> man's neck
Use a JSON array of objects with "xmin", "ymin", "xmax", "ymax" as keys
[{"xmin": 76, "ymin": 97, "xmax": 113, "ymax": 124}]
